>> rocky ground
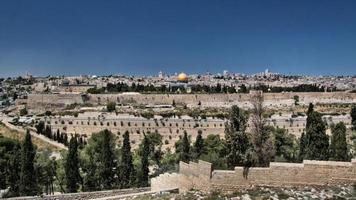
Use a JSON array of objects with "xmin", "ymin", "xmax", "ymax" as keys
[{"xmin": 129, "ymin": 184, "xmax": 355, "ymax": 200}]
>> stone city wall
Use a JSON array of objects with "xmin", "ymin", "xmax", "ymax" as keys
[
  {"xmin": 151, "ymin": 159, "xmax": 356, "ymax": 193},
  {"xmin": 24, "ymin": 92, "xmax": 356, "ymax": 112},
  {"xmin": 88, "ymin": 92, "xmax": 356, "ymax": 107},
  {"xmin": 25, "ymin": 93, "xmax": 85, "ymax": 112}
]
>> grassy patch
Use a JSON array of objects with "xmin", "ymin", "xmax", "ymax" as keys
[{"xmin": 0, "ymin": 122, "xmax": 60, "ymax": 151}]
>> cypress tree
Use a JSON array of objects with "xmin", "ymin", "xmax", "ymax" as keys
[
  {"xmin": 298, "ymin": 132, "xmax": 306, "ymax": 161},
  {"xmin": 305, "ymin": 111, "xmax": 329, "ymax": 160},
  {"xmin": 307, "ymin": 103, "xmax": 314, "ymax": 115},
  {"xmin": 56, "ymin": 129, "xmax": 60, "ymax": 142},
  {"xmin": 329, "ymin": 122, "xmax": 348, "ymax": 161},
  {"xmin": 44, "ymin": 125, "xmax": 51, "ymax": 138},
  {"xmin": 306, "ymin": 103, "xmax": 314, "ymax": 129},
  {"xmin": 65, "ymin": 137, "xmax": 81, "ymax": 193},
  {"xmin": 225, "ymin": 105, "xmax": 249, "ymax": 168},
  {"xmin": 121, "ymin": 131, "xmax": 134, "ymax": 188},
  {"xmin": 180, "ymin": 131, "xmax": 191, "ymax": 163},
  {"xmin": 35, "ymin": 121, "xmax": 45, "ymax": 135},
  {"xmin": 99, "ymin": 130, "xmax": 115, "ymax": 189},
  {"xmin": 139, "ymin": 134, "xmax": 150, "ymax": 187},
  {"xmin": 7, "ymin": 142, "xmax": 21, "ymax": 197},
  {"xmin": 19, "ymin": 130, "xmax": 37, "ymax": 196},
  {"xmin": 52, "ymin": 131, "xmax": 57, "ymax": 141},
  {"xmin": 351, "ymin": 105, "xmax": 356, "ymax": 131},
  {"xmin": 64, "ymin": 134, "xmax": 68, "ymax": 146},
  {"xmin": 193, "ymin": 130, "xmax": 205, "ymax": 160}
]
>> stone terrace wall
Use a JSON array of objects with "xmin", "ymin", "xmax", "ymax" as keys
[
  {"xmin": 153, "ymin": 159, "xmax": 356, "ymax": 193},
  {"xmin": 46, "ymin": 115, "xmax": 225, "ymax": 149},
  {"xmin": 45, "ymin": 113, "xmax": 351, "ymax": 148}
]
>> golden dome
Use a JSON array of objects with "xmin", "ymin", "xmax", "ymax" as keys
[{"xmin": 177, "ymin": 72, "xmax": 188, "ymax": 82}]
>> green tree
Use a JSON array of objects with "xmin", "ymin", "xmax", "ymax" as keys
[
  {"xmin": 225, "ymin": 105, "xmax": 249, "ymax": 168},
  {"xmin": 35, "ymin": 121, "xmax": 45, "ymax": 135},
  {"xmin": 99, "ymin": 130, "xmax": 116, "ymax": 189},
  {"xmin": 36, "ymin": 150, "xmax": 56, "ymax": 195},
  {"xmin": 351, "ymin": 105, "xmax": 356, "ymax": 131},
  {"xmin": 306, "ymin": 103, "xmax": 314, "ymax": 128},
  {"xmin": 193, "ymin": 130, "xmax": 205, "ymax": 160},
  {"xmin": 6, "ymin": 145, "xmax": 21, "ymax": 197},
  {"xmin": 19, "ymin": 107, "xmax": 28, "ymax": 116},
  {"xmin": 329, "ymin": 122, "xmax": 348, "ymax": 161},
  {"xmin": 121, "ymin": 131, "xmax": 135, "ymax": 188},
  {"xmin": 293, "ymin": 95, "xmax": 299, "ymax": 105},
  {"xmin": 65, "ymin": 137, "xmax": 81, "ymax": 193},
  {"xmin": 81, "ymin": 130, "xmax": 117, "ymax": 191},
  {"xmin": 139, "ymin": 134, "xmax": 149, "ymax": 187},
  {"xmin": 180, "ymin": 131, "xmax": 191, "ymax": 163},
  {"xmin": 19, "ymin": 130, "xmax": 37, "ymax": 196},
  {"xmin": 56, "ymin": 129, "xmax": 61, "ymax": 142},
  {"xmin": 199, "ymin": 134, "xmax": 227, "ymax": 169},
  {"xmin": 239, "ymin": 84, "xmax": 248, "ymax": 93},
  {"xmin": 139, "ymin": 131, "xmax": 163, "ymax": 166},
  {"xmin": 0, "ymin": 134, "xmax": 21, "ymax": 197},
  {"xmin": 299, "ymin": 132, "xmax": 307, "ymax": 161},
  {"xmin": 106, "ymin": 102, "xmax": 116, "ymax": 112},
  {"xmin": 44, "ymin": 125, "xmax": 52, "ymax": 138},
  {"xmin": 351, "ymin": 132, "xmax": 356, "ymax": 158},
  {"xmin": 304, "ymin": 111, "xmax": 329, "ymax": 160},
  {"xmin": 272, "ymin": 127, "xmax": 298, "ymax": 162},
  {"xmin": 250, "ymin": 92, "xmax": 275, "ymax": 167}
]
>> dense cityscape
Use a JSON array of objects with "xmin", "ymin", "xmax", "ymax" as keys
[{"xmin": 1, "ymin": 0, "xmax": 356, "ymax": 199}]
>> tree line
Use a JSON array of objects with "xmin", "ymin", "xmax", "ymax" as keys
[
  {"xmin": 35, "ymin": 121, "xmax": 86, "ymax": 147},
  {"xmin": 87, "ymin": 81, "xmax": 335, "ymax": 94},
  {"xmin": 251, "ymin": 84, "xmax": 337, "ymax": 93},
  {"xmin": 0, "ymin": 129, "xmax": 156, "ymax": 197}
]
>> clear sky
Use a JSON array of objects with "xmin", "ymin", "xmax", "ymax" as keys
[{"xmin": 0, "ymin": 0, "xmax": 356, "ymax": 77}]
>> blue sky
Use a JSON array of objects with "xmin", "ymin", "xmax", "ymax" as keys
[{"xmin": 0, "ymin": 0, "xmax": 356, "ymax": 77}]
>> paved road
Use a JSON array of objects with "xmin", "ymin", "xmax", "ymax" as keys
[{"xmin": 91, "ymin": 188, "xmax": 178, "ymax": 200}]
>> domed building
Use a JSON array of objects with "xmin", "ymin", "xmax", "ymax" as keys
[{"xmin": 177, "ymin": 72, "xmax": 188, "ymax": 83}]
